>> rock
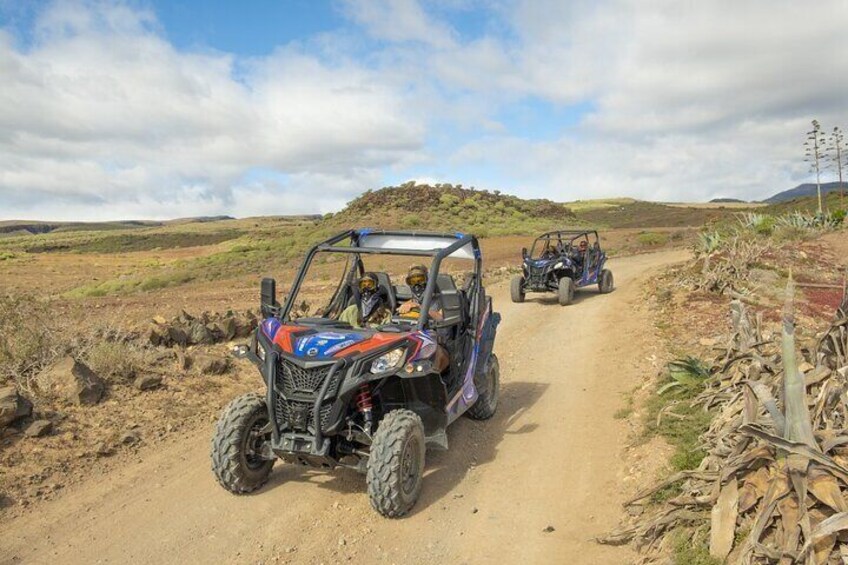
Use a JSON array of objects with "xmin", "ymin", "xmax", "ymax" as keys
[
  {"xmin": 0, "ymin": 386, "xmax": 32, "ymax": 428},
  {"xmin": 152, "ymin": 315, "xmax": 167, "ymax": 325},
  {"xmin": 42, "ymin": 357, "xmax": 105, "ymax": 406},
  {"xmin": 798, "ymin": 361, "xmax": 815, "ymax": 373},
  {"xmin": 168, "ymin": 326, "xmax": 189, "ymax": 347},
  {"xmin": 176, "ymin": 351, "xmax": 193, "ymax": 371},
  {"xmin": 134, "ymin": 374, "xmax": 162, "ymax": 391},
  {"xmin": 149, "ymin": 349, "xmax": 176, "ymax": 366},
  {"xmin": 120, "ymin": 430, "xmax": 140, "ymax": 445},
  {"xmin": 147, "ymin": 327, "xmax": 166, "ymax": 346},
  {"xmin": 187, "ymin": 322, "xmax": 213, "ymax": 345},
  {"xmin": 25, "ymin": 420, "xmax": 53, "ymax": 438},
  {"xmin": 195, "ymin": 354, "xmax": 230, "ymax": 375},
  {"xmin": 178, "ymin": 310, "xmax": 195, "ymax": 324},
  {"xmin": 543, "ymin": 525, "xmax": 556, "ymax": 533},
  {"xmin": 94, "ymin": 441, "xmax": 114, "ymax": 456},
  {"xmin": 221, "ymin": 317, "xmax": 237, "ymax": 340}
]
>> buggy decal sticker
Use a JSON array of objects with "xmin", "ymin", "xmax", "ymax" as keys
[
  {"xmin": 260, "ymin": 318, "xmax": 281, "ymax": 340},
  {"xmin": 294, "ymin": 331, "xmax": 367, "ymax": 358}
]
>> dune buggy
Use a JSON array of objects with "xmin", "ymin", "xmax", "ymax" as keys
[
  {"xmin": 211, "ymin": 229, "xmax": 501, "ymax": 517},
  {"xmin": 511, "ymin": 229, "xmax": 613, "ymax": 305}
]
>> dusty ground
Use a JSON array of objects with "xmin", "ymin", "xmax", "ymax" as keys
[{"xmin": 0, "ymin": 250, "xmax": 687, "ymax": 565}]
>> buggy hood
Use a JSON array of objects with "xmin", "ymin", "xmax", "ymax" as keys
[{"xmin": 260, "ymin": 318, "xmax": 406, "ymax": 360}]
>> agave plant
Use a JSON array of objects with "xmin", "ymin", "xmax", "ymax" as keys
[
  {"xmin": 658, "ymin": 356, "xmax": 712, "ymax": 395},
  {"xmin": 737, "ymin": 212, "xmax": 775, "ymax": 235},
  {"xmin": 696, "ymin": 230, "xmax": 723, "ymax": 256}
]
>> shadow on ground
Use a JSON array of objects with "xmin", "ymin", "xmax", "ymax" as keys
[{"xmin": 254, "ymin": 380, "xmax": 550, "ymax": 512}]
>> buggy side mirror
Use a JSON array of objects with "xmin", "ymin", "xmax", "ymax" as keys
[
  {"xmin": 521, "ymin": 247, "xmax": 528, "ymax": 258},
  {"xmin": 260, "ymin": 277, "xmax": 277, "ymax": 318}
]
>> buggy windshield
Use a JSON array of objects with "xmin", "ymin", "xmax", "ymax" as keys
[
  {"xmin": 529, "ymin": 230, "xmax": 598, "ymax": 259},
  {"xmin": 280, "ymin": 230, "xmax": 481, "ymax": 329}
]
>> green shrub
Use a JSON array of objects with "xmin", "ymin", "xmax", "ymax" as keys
[
  {"xmin": 637, "ymin": 232, "xmax": 669, "ymax": 246},
  {"xmin": 0, "ymin": 294, "xmax": 64, "ymax": 393},
  {"xmin": 83, "ymin": 340, "xmax": 150, "ymax": 382}
]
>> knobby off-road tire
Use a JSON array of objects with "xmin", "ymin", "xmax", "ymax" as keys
[
  {"xmin": 510, "ymin": 275, "xmax": 525, "ymax": 303},
  {"xmin": 599, "ymin": 269, "xmax": 614, "ymax": 294},
  {"xmin": 366, "ymin": 409, "xmax": 426, "ymax": 518},
  {"xmin": 466, "ymin": 354, "xmax": 500, "ymax": 420},
  {"xmin": 211, "ymin": 393, "xmax": 274, "ymax": 494},
  {"xmin": 558, "ymin": 277, "xmax": 575, "ymax": 306}
]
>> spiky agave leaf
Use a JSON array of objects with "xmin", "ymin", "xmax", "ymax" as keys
[{"xmin": 782, "ymin": 272, "xmax": 818, "ymax": 449}]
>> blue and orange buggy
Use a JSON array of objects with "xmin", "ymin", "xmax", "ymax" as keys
[
  {"xmin": 211, "ymin": 229, "xmax": 501, "ymax": 517},
  {"xmin": 511, "ymin": 229, "xmax": 614, "ymax": 305}
]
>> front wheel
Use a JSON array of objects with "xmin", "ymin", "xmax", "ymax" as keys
[
  {"xmin": 367, "ymin": 409, "xmax": 426, "ymax": 518},
  {"xmin": 558, "ymin": 277, "xmax": 575, "ymax": 306},
  {"xmin": 510, "ymin": 275, "xmax": 525, "ymax": 303},
  {"xmin": 466, "ymin": 354, "xmax": 500, "ymax": 420},
  {"xmin": 599, "ymin": 269, "xmax": 614, "ymax": 294},
  {"xmin": 211, "ymin": 393, "xmax": 274, "ymax": 494}
]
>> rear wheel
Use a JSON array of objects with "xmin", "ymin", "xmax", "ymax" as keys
[
  {"xmin": 211, "ymin": 393, "xmax": 274, "ymax": 494},
  {"xmin": 599, "ymin": 269, "xmax": 614, "ymax": 294},
  {"xmin": 367, "ymin": 409, "xmax": 426, "ymax": 518},
  {"xmin": 510, "ymin": 275, "xmax": 525, "ymax": 303},
  {"xmin": 466, "ymin": 355, "xmax": 500, "ymax": 420},
  {"xmin": 558, "ymin": 277, "xmax": 575, "ymax": 306}
]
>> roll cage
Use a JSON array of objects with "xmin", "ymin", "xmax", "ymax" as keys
[
  {"xmin": 527, "ymin": 229, "xmax": 601, "ymax": 259},
  {"xmin": 280, "ymin": 229, "xmax": 483, "ymax": 330}
]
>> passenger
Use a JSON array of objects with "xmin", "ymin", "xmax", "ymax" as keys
[
  {"xmin": 338, "ymin": 273, "xmax": 392, "ymax": 328},
  {"xmin": 572, "ymin": 239, "xmax": 589, "ymax": 270}
]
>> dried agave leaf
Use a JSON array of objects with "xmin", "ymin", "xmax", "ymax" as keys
[
  {"xmin": 738, "ymin": 466, "xmax": 771, "ymax": 513},
  {"xmin": 808, "ymin": 468, "xmax": 848, "ymax": 513},
  {"xmin": 777, "ymin": 495, "xmax": 801, "ymax": 563},
  {"xmin": 799, "ymin": 512, "xmax": 848, "ymax": 557},
  {"xmin": 710, "ymin": 479, "xmax": 739, "ymax": 560},
  {"xmin": 741, "ymin": 424, "xmax": 848, "ymax": 483}
]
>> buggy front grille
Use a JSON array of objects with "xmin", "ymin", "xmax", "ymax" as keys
[{"xmin": 274, "ymin": 359, "xmax": 341, "ymax": 433}]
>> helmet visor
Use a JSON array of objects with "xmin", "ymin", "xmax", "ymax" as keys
[
  {"xmin": 406, "ymin": 273, "xmax": 426, "ymax": 287},
  {"xmin": 358, "ymin": 277, "xmax": 377, "ymax": 292}
]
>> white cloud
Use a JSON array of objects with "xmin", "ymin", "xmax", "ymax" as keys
[
  {"xmin": 341, "ymin": 0, "xmax": 457, "ymax": 48},
  {"xmin": 3, "ymin": 0, "xmax": 848, "ymax": 221},
  {"xmin": 0, "ymin": 1, "xmax": 425, "ymax": 220}
]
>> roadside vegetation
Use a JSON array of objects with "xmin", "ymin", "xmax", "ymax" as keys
[{"xmin": 600, "ymin": 196, "xmax": 848, "ymax": 562}]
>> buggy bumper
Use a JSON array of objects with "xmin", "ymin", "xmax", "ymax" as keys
[{"xmin": 271, "ymin": 432, "xmax": 335, "ymax": 467}]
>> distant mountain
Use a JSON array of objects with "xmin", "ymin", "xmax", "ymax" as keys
[
  {"xmin": 765, "ymin": 182, "xmax": 847, "ymax": 203},
  {"xmin": 709, "ymin": 198, "xmax": 747, "ymax": 203}
]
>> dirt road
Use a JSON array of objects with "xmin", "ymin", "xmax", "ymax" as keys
[{"xmin": 1, "ymin": 250, "xmax": 688, "ymax": 565}]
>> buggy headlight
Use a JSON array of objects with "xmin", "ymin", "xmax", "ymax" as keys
[
  {"xmin": 370, "ymin": 347, "xmax": 405, "ymax": 374},
  {"xmin": 256, "ymin": 340, "xmax": 267, "ymax": 362},
  {"xmin": 553, "ymin": 261, "xmax": 563, "ymax": 269}
]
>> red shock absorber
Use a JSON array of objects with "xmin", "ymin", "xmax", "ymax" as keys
[{"xmin": 355, "ymin": 383, "xmax": 374, "ymax": 434}]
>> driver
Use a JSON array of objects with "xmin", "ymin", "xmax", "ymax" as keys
[
  {"xmin": 396, "ymin": 265, "xmax": 449, "ymax": 373},
  {"xmin": 540, "ymin": 242, "xmax": 558, "ymax": 260},
  {"xmin": 339, "ymin": 272, "xmax": 391, "ymax": 328},
  {"xmin": 397, "ymin": 265, "xmax": 443, "ymax": 321}
]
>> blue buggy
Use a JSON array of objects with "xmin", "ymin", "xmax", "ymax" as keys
[{"xmin": 511, "ymin": 229, "xmax": 614, "ymax": 305}]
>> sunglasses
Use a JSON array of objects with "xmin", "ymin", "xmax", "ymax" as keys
[
  {"xmin": 358, "ymin": 278, "xmax": 377, "ymax": 292},
  {"xmin": 407, "ymin": 274, "xmax": 426, "ymax": 287}
]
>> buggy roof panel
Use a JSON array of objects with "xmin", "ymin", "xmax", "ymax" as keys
[{"xmin": 356, "ymin": 233, "xmax": 475, "ymax": 260}]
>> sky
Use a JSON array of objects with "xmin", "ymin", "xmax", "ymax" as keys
[{"xmin": 1, "ymin": 0, "xmax": 847, "ymax": 221}]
